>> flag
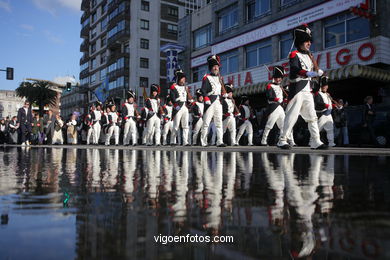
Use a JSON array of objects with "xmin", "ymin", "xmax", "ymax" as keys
[{"xmin": 94, "ymin": 78, "xmax": 110, "ymax": 103}]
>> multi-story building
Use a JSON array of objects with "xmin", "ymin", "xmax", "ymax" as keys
[
  {"xmin": 78, "ymin": 0, "xmax": 199, "ymax": 109},
  {"xmin": 0, "ymin": 90, "xmax": 25, "ymax": 119},
  {"xmin": 179, "ymin": 0, "xmax": 390, "ymax": 107}
]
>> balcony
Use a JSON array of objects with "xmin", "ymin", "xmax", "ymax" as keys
[
  {"xmin": 80, "ymin": 24, "xmax": 90, "ymax": 38},
  {"xmin": 107, "ymin": 51, "xmax": 129, "ymax": 65},
  {"xmin": 80, "ymin": 40, "xmax": 89, "ymax": 52},
  {"xmin": 107, "ymin": 7, "xmax": 130, "ymax": 28},
  {"xmin": 79, "ymin": 68, "xmax": 89, "ymax": 79},
  {"xmin": 107, "ymin": 67, "xmax": 129, "ymax": 81},
  {"xmin": 107, "ymin": 29, "xmax": 130, "ymax": 48},
  {"xmin": 80, "ymin": 55, "xmax": 89, "ymax": 65},
  {"xmin": 81, "ymin": 0, "xmax": 89, "ymax": 11}
]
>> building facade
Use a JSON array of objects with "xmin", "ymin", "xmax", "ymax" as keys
[
  {"xmin": 0, "ymin": 90, "xmax": 25, "ymax": 119},
  {"xmin": 179, "ymin": 0, "xmax": 390, "ymax": 107},
  {"xmin": 78, "ymin": 0, "xmax": 200, "ymax": 109}
]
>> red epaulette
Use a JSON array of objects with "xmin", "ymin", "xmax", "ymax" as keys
[
  {"xmin": 202, "ymin": 74, "xmax": 210, "ymax": 81},
  {"xmin": 170, "ymin": 83, "xmax": 176, "ymax": 90},
  {"xmin": 267, "ymin": 83, "xmax": 272, "ymax": 90},
  {"xmin": 289, "ymin": 50, "xmax": 299, "ymax": 59}
]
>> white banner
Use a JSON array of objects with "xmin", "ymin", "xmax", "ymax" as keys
[{"xmin": 211, "ymin": 0, "xmax": 365, "ymax": 55}]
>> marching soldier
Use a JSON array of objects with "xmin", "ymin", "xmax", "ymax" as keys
[
  {"xmin": 122, "ymin": 90, "xmax": 140, "ymax": 146},
  {"xmin": 145, "ymin": 84, "xmax": 162, "ymax": 146},
  {"xmin": 84, "ymin": 106, "xmax": 94, "ymax": 145},
  {"xmin": 192, "ymin": 89, "xmax": 204, "ymax": 146},
  {"xmin": 169, "ymin": 69, "xmax": 192, "ymax": 146},
  {"xmin": 200, "ymin": 55, "xmax": 226, "ymax": 147},
  {"xmin": 104, "ymin": 100, "xmax": 120, "ymax": 146},
  {"xmin": 277, "ymin": 24, "xmax": 327, "ymax": 150},
  {"xmin": 92, "ymin": 101, "xmax": 103, "ymax": 145},
  {"xmin": 314, "ymin": 76, "xmax": 336, "ymax": 147},
  {"xmin": 161, "ymin": 95, "xmax": 174, "ymax": 146},
  {"xmin": 236, "ymin": 96, "xmax": 255, "ymax": 146},
  {"xmin": 261, "ymin": 66, "xmax": 295, "ymax": 146},
  {"xmin": 222, "ymin": 83, "xmax": 239, "ymax": 146}
]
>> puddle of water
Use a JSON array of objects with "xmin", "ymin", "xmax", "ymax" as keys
[{"xmin": 0, "ymin": 147, "xmax": 389, "ymax": 260}]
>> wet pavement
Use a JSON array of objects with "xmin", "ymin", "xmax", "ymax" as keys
[{"xmin": 0, "ymin": 146, "xmax": 390, "ymax": 260}]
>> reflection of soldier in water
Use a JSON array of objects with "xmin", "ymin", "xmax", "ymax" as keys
[
  {"xmin": 144, "ymin": 150, "xmax": 161, "ymax": 212},
  {"xmin": 202, "ymin": 152, "xmax": 224, "ymax": 237},
  {"xmin": 172, "ymin": 151, "xmax": 189, "ymax": 234},
  {"xmin": 262, "ymin": 153, "xmax": 286, "ymax": 234},
  {"xmin": 222, "ymin": 152, "xmax": 237, "ymax": 214},
  {"xmin": 277, "ymin": 154, "xmax": 335, "ymax": 259},
  {"xmin": 236, "ymin": 152, "xmax": 253, "ymax": 195},
  {"xmin": 122, "ymin": 150, "xmax": 138, "ymax": 204}
]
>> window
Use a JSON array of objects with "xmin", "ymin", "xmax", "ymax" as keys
[
  {"xmin": 140, "ymin": 38, "xmax": 149, "ymax": 49},
  {"xmin": 101, "ymin": 36, "xmax": 107, "ymax": 47},
  {"xmin": 140, "ymin": 77, "xmax": 149, "ymax": 88},
  {"xmin": 141, "ymin": 1, "xmax": 150, "ymax": 11},
  {"xmin": 220, "ymin": 50, "xmax": 238, "ymax": 75},
  {"xmin": 108, "ymin": 20, "xmax": 125, "ymax": 38},
  {"xmin": 102, "ymin": 3, "xmax": 107, "ymax": 14},
  {"xmin": 193, "ymin": 25, "xmax": 211, "ymax": 49},
  {"xmin": 168, "ymin": 6, "xmax": 178, "ymax": 17},
  {"xmin": 192, "ymin": 65, "xmax": 208, "ymax": 82},
  {"xmin": 108, "ymin": 2, "xmax": 125, "ymax": 21},
  {"xmin": 91, "ymin": 12, "xmax": 97, "ymax": 23},
  {"xmin": 91, "ymin": 27, "xmax": 97, "ymax": 39},
  {"xmin": 141, "ymin": 19, "xmax": 149, "ymax": 30},
  {"xmin": 108, "ymin": 57, "xmax": 126, "ymax": 73},
  {"xmin": 281, "ymin": 0, "xmax": 300, "ymax": 7},
  {"xmin": 100, "ymin": 53, "xmax": 106, "ymax": 64},
  {"xmin": 101, "ymin": 17, "xmax": 108, "ymax": 30},
  {"xmin": 324, "ymin": 13, "xmax": 369, "ymax": 48},
  {"xmin": 91, "ymin": 0, "xmax": 97, "ymax": 8},
  {"xmin": 100, "ymin": 68, "xmax": 107, "ymax": 81},
  {"xmin": 90, "ymin": 73, "xmax": 96, "ymax": 84},
  {"xmin": 90, "ymin": 42, "xmax": 96, "ymax": 54},
  {"xmin": 140, "ymin": 58, "xmax": 149, "ymax": 68},
  {"xmin": 280, "ymin": 32, "xmax": 293, "ymax": 59},
  {"xmin": 80, "ymin": 62, "xmax": 88, "ymax": 72},
  {"xmin": 246, "ymin": 38, "xmax": 272, "ymax": 68},
  {"xmin": 167, "ymin": 24, "xmax": 178, "ymax": 34},
  {"xmin": 247, "ymin": 0, "xmax": 270, "ymax": 21},
  {"xmin": 219, "ymin": 6, "xmax": 238, "ymax": 33}
]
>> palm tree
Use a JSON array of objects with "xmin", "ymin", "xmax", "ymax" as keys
[{"xmin": 16, "ymin": 80, "xmax": 58, "ymax": 116}]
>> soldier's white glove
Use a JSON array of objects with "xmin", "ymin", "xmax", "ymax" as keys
[
  {"xmin": 306, "ymin": 71, "xmax": 318, "ymax": 78},
  {"xmin": 188, "ymin": 99, "xmax": 194, "ymax": 103},
  {"xmin": 223, "ymin": 93, "xmax": 228, "ymax": 98},
  {"xmin": 205, "ymin": 100, "xmax": 211, "ymax": 105},
  {"xmin": 318, "ymin": 69, "xmax": 324, "ymax": 76}
]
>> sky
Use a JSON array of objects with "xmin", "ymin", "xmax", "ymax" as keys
[{"xmin": 0, "ymin": 0, "xmax": 82, "ymax": 90}]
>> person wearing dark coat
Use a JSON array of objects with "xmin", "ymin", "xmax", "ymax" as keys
[
  {"xmin": 17, "ymin": 101, "xmax": 33, "ymax": 145},
  {"xmin": 362, "ymin": 96, "xmax": 378, "ymax": 145}
]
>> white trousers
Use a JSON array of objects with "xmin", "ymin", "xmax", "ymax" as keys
[
  {"xmin": 200, "ymin": 100, "xmax": 223, "ymax": 146},
  {"xmin": 318, "ymin": 114, "xmax": 335, "ymax": 146},
  {"xmin": 171, "ymin": 106, "xmax": 189, "ymax": 145},
  {"xmin": 162, "ymin": 120, "xmax": 174, "ymax": 145},
  {"xmin": 92, "ymin": 122, "xmax": 101, "ymax": 144},
  {"xmin": 237, "ymin": 120, "xmax": 253, "ymax": 145},
  {"xmin": 123, "ymin": 119, "xmax": 137, "ymax": 145},
  {"xmin": 86, "ymin": 127, "xmax": 93, "ymax": 144},
  {"xmin": 146, "ymin": 115, "xmax": 161, "ymax": 145},
  {"xmin": 105, "ymin": 125, "xmax": 119, "ymax": 145},
  {"xmin": 223, "ymin": 116, "xmax": 237, "ymax": 145},
  {"xmin": 278, "ymin": 91, "xmax": 323, "ymax": 148},
  {"xmin": 192, "ymin": 118, "xmax": 203, "ymax": 145},
  {"xmin": 262, "ymin": 106, "xmax": 294, "ymax": 145}
]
